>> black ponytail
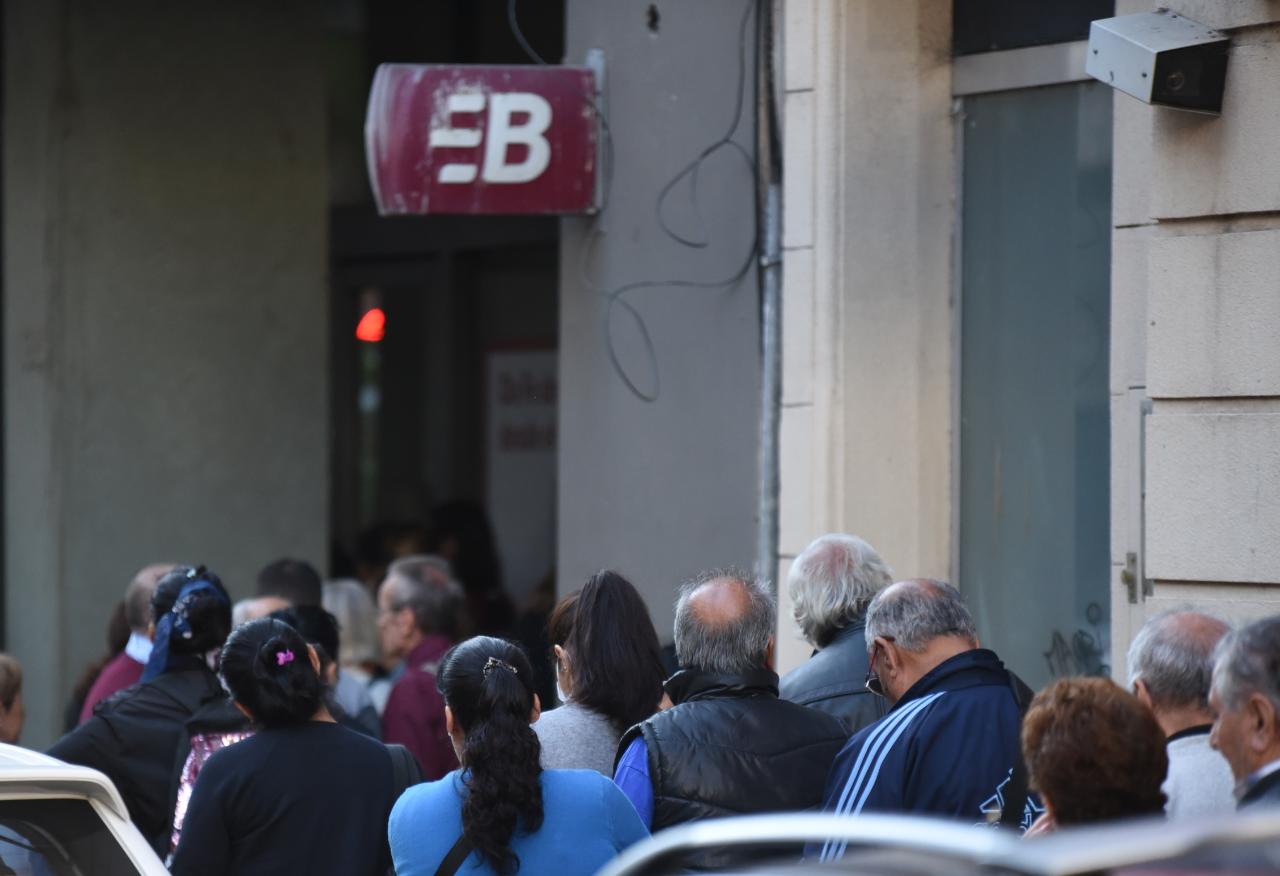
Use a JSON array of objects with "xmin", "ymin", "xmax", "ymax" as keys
[
  {"xmin": 437, "ymin": 637, "xmax": 542, "ymax": 876},
  {"xmin": 219, "ymin": 619, "xmax": 326, "ymax": 728}
]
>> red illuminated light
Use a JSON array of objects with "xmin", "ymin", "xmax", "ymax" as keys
[{"xmin": 356, "ymin": 308, "xmax": 386, "ymax": 342}]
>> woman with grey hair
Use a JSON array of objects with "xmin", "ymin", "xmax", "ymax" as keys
[
  {"xmin": 323, "ymin": 578, "xmax": 391, "ymax": 714},
  {"xmin": 779, "ymin": 533, "xmax": 893, "ymax": 734}
]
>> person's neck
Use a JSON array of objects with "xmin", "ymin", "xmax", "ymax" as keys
[
  {"xmin": 311, "ymin": 704, "xmax": 337, "ymax": 724},
  {"xmin": 1155, "ymin": 704, "xmax": 1214, "ymax": 738},
  {"xmin": 900, "ymin": 638, "xmax": 974, "ymax": 688},
  {"xmin": 1247, "ymin": 746, "xmax": 1280, "ymax": 778},
  {"xmin": 402, "ymin": 630, "xmax": 425, "ymax": 657}
]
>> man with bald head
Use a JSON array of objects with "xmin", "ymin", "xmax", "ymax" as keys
[
  {"xmin": 79, "ymin": 563, "xmax": 174, "ymax": 722},
  {"xmin": 614, "ymin": 569, "xmax": 848, "ymax": 831},
  {"xmin": 818, "ymin": 579, "xmax": 1037, "ymax": 852},
  {"xmin": 1127, "ymin": 610, "xmax": 1233, "ymax": 817}
]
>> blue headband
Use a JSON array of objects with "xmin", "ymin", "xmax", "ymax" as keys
[{"xmin": 141, "ymin": 571, "xmax": 228, "ymax": 683}]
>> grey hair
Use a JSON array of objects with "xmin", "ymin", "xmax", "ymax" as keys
[
  {"xmin": 323, "ymin": 578, "xmax": 381, "ymax": 666},
  {"xmin": 674, "ymin": 569, "xmax": 776, "ymax": 675},
  {"xmin": 125, "ymin": 564, "xmax": 173, "ymax": 631},
  {"xmin": 1126, "ymin": 610, "xmax": 1230, "ymax": 711},
  {"xmin": 1211, "ymin": 616, "xmax": 1280, "ymax": 716},
  {"xmin": 789, "ymin": 534, "xmax": 893, "ymax": 648},
  {"xmin": 385, "ymin": 554, "xmax": 464, "ymax": 637},
  {"xmin": 864, "ymin": 579, "xmax": 977, "ymax": 652}
]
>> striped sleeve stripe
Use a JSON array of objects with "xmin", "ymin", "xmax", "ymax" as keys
[{"xmin": 819, "ymin": 691, "xmax": 946, "ymax": 862}]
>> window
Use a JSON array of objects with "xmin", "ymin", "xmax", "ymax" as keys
[
  {"xmin": 958, "ymin": 81, "xmax": 1112, "ymax": 689},
  {"xmin": 0, "ymin": 797, "xmax": 141, "ymax": 875}
]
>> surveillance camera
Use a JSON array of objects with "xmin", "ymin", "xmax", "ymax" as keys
[{"xmin": 1086, "ymin": 10, "xmax": 1229, "ymax": 114}]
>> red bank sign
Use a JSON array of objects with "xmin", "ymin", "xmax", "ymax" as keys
[{"xmin": 365, "ymin": 64, "xmax": 598, "ymax": 216}]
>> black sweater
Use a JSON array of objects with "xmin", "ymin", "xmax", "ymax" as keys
[{"xmin": 170, "ymin": 721, "xmax": 397, "ymax": 876}]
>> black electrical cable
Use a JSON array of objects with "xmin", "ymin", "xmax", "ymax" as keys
[
  {"xmin": 594, "ymin": 0, "xmax": 760, "ymax": 402},
  {"xmin": 507, "ymin": 0, "xmax": 759, "ymax": 403},
  {"xmin": 507, "ymin": 0, "xmax": 549, "ymax": 66}
]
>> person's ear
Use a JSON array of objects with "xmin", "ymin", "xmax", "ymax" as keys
[
  {"xmin": 306, "ymin": 644, "xmax": 322, "ymax": 675},
  {"xmin": 445, "ymin": 704, "xmax": 457, "ymax": 737},
  {"xmin": 1133, "ymin": 678, "xmax": 1154, "ymax": 710},
  {"xmin": 1247, "ymin": 692, "xmax": 1278, "ymax": 752},
  {"xmin": 530, "ymin": 693, "xmax": 542, "ymax": 724},
  {"xmin": 764, "ymin": 636, "xmax": 776, "ymax": 671},
  {"xmin": 876, "ymin": 637, "xmax": 904, "ymax": 675},
  {"xmin": 553, "ymin": 644, "xmax": 567, "ymax": 669},
  {"xmin": 147, "ymin": 622, "xmax": 156, "ymax": 642}
]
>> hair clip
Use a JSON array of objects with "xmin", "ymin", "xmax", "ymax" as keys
[
  {"xmin": 483, "ymin": 656, "xmax": 517, "ymax": 677},
  {"xmin": 276, "ymin": 649, "xmax": 295, "ymax": 667}
]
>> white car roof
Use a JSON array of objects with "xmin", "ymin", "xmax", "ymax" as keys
[{"xmin": 0, "ymin": 743, "xmax": 130, "ymax": 820}]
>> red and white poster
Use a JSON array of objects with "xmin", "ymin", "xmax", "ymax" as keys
[{"xmin": 486, "ymin": 350, "xmax": 557, "ymax": 602}]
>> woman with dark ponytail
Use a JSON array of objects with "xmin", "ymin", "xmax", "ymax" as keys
[
  {"xmin": 49, "ymin": 565, "xmax": 244, "ymax": 856},
  {"xmin": 390, "ymin": 636, "xmax": 647, "ymax": 876},
  {"xmin": 170, "ymin": 618, "xmax": 402, "ymax": 875}
]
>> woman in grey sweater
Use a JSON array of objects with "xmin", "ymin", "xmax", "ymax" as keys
[{"xmin": 533, "ymin": 571, "xmax": 666, "ymax": 776}]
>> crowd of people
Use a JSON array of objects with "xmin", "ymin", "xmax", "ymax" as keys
[{"xmin": 5, "ymin": 529, "xmax": 1276, "ymax": 874}]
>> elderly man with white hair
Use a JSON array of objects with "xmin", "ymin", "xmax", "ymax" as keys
[
  {"xmin": 1209, "ymin": 616, "xmax": 1280, "ymax": 808},
  {"xmin": 1127, "ymin": 610, "xmax": 1234, "ymax": 818},
  {"xmin": 780, "ymin": 534, "xmax": 893, "ymax": 733}
]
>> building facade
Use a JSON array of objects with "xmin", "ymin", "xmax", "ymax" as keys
[{"xmin": 775, "ymin": 0, "xmax": 1280, "ymax": 682}]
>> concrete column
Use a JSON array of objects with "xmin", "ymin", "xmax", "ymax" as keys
[
  {"xmin": 777, "ymin": 0, "xmax": 954, "ymax": 671},
  {"xmin": 1110, "ymin": 0, "xmax": 1280, "ymax": 666},
  {"xmin": 559, "ymin": 0, "xmax": 762, "ymax": 643},
  {"xmin": 4, "ymin": 1, "xmax": 328, "ymax": 745}
]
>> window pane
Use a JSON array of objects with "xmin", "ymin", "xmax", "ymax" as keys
[
  {"xmin": 959, "ymin": 81, "xmax": 1112, "ymax": 691},
  {"xmin": 952, "ymin": 0, "xmax": 1115, "ymax": 56},
  {"xmin": 0, "ymin": 798, "xmax": 141, "ymax": 875}
]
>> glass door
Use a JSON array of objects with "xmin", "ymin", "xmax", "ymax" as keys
[{"xmin": 958, "ymin": 80, "xmax": 1112, "ymax": 690}]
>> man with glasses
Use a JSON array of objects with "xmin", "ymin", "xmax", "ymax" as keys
[
  {"xmin": 377, "ymin": 555, "xmax": 463, "ymax": 780},
  {"xmin": 818, "ymin": 579, "xmax": 1037, "ymax": 857}
]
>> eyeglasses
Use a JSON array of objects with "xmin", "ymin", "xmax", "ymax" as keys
[{"xmin": 864, "ymin": 636, "xmax": 894, "ymax": 698}]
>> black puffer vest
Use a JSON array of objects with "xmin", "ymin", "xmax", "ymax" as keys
[{"xmin": 618, "ymin": 667, "xmax": 849, "ymax": 830}]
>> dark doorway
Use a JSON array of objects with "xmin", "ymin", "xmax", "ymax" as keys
[{"xmin": 326, "ymin": 2, "xmax": 565, "ymax": 622}]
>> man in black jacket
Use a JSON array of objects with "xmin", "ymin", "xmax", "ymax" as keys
[
  {"xmin": 1209, "ymin": 615, "xmax": 1280, "ymax": 808},
  {"xmin": 779, "ymin": 534, "xmax": 893, "ymax": 734},
  {"xmin": 614, "ymin": 569, "xmax": 848, "ymax": 831}
]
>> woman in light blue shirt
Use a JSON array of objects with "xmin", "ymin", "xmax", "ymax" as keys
[{"xmin": 389, "ymin": 637, "xmax": 648, "ymax": 876}]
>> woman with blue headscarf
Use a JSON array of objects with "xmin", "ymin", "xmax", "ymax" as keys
[{"xmin": 49, "ymin": 565, "xmax": 244, "ymax": 856}]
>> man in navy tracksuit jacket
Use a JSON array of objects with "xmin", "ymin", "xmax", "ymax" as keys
[{"xmin": 819, "ymin": 580, "xmax": 1040, "ymax": 860}]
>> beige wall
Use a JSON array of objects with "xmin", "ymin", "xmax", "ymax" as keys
[
  {"xmin": 777, "ymin": 0, "xmax": 954, "ymax": 671},
  {"xmin": 4, "ymin": 2, "xmax": 329, "ymax": 745},
  {"xmin": 1109, "ymin": 0, "xmax": 1280, "ymax": 675},
  {"xmin": 783, "ymin": 0, "xmax": 1280, "ymax": 679}
]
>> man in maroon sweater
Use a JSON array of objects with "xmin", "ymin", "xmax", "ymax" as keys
[
  {"xmin": 377, "ymin": 555, "xmax": 463, "ymax": 778},
  {"xmin": 79, "ymin": 563, "xmax": 174, "ymax": 722}
]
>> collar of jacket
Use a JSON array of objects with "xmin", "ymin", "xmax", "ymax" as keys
[
  {"xmin": 1240, "ymin": 757, "xmax": 1280, "ymax": 805},
  {"xmin": 889, "ymin": 648, "xmax": 1009, "ymax": 712},
  {"xmin": 819, "ymin": 621, "xmax": 866, "ymax": 652},
  {"xmin": 405, "ymin": 633, "xmax": 454, "ymax": 673},
  {"xmin": 664, "ymin": 666, "xmax": 780, "ymax": 705}
]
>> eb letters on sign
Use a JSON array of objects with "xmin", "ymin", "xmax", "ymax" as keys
[{"xmin": 365, "ymin": 64, "xmax": 598, "ymax": 215}]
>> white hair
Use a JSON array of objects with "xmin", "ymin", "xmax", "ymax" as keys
[
  {"xmin": 323, "ymin": 579, "xmax": 381, "ymax": 666},
  {"xmin": 674, "ymin": 569, "xmax": 776, "ymax": 675},
  {"xmin": 788, "ymin": 534, "xmax": 893, "ymax": 647},
  {"xmin": 1126, "ymin": 610, "xmax": 1229, "ymax": 711},
  {"xmin": 1212, "ymin": 616, "xmax": 1280, "ymax": 716},
  {"xmin": 864, "ymin": 579, "xmax": 976, "ymax": 652}
]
